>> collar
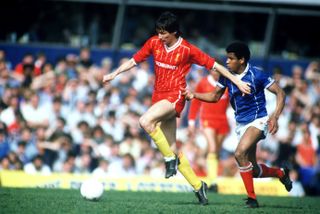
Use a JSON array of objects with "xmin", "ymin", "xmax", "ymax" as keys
[
  {"xmin": 165, "ymin": 37, "xmax": 182, "ymax": 52},
  {"xmin": 234, "ymin": 63, "xmax": 249, "ymax": 80}
]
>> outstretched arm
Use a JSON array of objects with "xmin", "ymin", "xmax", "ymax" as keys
[
  {"xmin": 266, "ymin": 83, "xmax": 286, "ymax": 135},
  {"xmin": 183, "ymin": 86, "xmax": 225, "ymax": 103},
  {"xmin": 102, "ymin": 58, "xmax": 136, "ymax": 84},
  {"xmin": 213, "ymin": 62, "xmax": 251, "ymax": 95}
]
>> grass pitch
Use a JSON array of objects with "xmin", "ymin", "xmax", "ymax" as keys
[{"xmin": 0, "ymin": 187, "xmax": 319, "ymax": 213}]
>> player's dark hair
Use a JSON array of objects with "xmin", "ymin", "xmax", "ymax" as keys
[
  {"xmin": 226, "ymin": 42, "xmax": 251, "ymax": 64},
  {"xmin": 155, "ymin": 11, "xmax": 181, "ymax": 37}
]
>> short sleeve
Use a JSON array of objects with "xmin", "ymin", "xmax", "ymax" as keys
[
  {"xmin": 258, "ymin": 70, "xmax": 275, "ymax": 89},
  {"xmin": 133, "ymin": 37, "xmax": 154, "ymax": 63},
  {"xmin": 189, "ymin": 44, "xmax": 215, "ymax": 71}
]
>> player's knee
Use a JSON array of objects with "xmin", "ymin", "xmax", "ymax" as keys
[
  {"xmin": 234, "ymin": 150, "xmax": 246, "ymax": 164},
  {"xmin": 139, "ymin": 116, "xmax": 152, "ymax": 133},
  {"xmin": 234, "ymin": 150, "xmax": 243, "ymax": 160},
  {"xmin": 139, "ymin": 116, "xmax": 147, "ymax": 129}
]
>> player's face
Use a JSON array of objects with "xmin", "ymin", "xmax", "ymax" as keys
[
  {"xmin": 157, "ymin": 29, "xmax": 177, "ymax": 47},
  {"xmin": 226, "ymin": 52, "xmax": 242, "ymax": 74}
]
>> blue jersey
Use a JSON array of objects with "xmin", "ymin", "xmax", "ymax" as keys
[{"xmin": 217, "ymin": 63, "xmax": 275, "ymax": 124}]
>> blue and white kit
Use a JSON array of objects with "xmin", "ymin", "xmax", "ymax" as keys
[{"xmin": 217, "ymin": 63, "xmax": 275, "ymax": 139}]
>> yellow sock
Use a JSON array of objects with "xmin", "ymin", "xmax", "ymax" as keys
[
  {"xmin": 207, "ymin": 153, "xmax": 218, "ymax": 181},
  {"xmin": 178, "ymin": 152, "xmax": 202, "ymax": 190},
  {"xmin": 149, "ymin": 126, "xmax": 175, "ymax": 158}
]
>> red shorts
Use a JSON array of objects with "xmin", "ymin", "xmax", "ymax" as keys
[
  {"xmin": 201, "ymin": 119, "xmax": 230, "ymax": 135},
  {"xmin": 152, "ymin": 91, "xmax": 185, "ymax": 117}
]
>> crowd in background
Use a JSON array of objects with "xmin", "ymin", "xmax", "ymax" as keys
[{"xmin": 0, "ymin": 48, "xmax": 319, "ymax": 196}]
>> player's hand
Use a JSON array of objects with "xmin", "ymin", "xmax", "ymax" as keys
[
  {"xmin": 237, "ymin": 80, "xmax": 251, "ymax": 95},
  {"xmin": 267, "ymin": 116, "xmax": 278, "ymax": 135},
  {"xmin": 102, "ymin": 71, "xmax": 118, "ymax": 84},
  {"xmin": 181, "ymin": 87, "xmax": 194, "ymax": 100}
]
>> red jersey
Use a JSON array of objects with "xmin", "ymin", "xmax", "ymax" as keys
[
  {"xmin": 133, "ymin": 36, "xmax": 215, "ymax": 93},
  {"xmin": 188, "ymin": 75, "xmax": 229, "ymax": 123},
  {"xmin": 15, "ymin": 63, "xmax": 42, "ymax": 76}
]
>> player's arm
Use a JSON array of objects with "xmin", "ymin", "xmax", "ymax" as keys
[
  {"xmin": 266, "ymin": 82, "xmax": 286, "ymax": 135},
  {"xmin": 183, "ymin": 85, "xmax": 225, "ymax": 103},
  {"xmin": 102, "ymin": 36, "xmax": 153, "ymax": 84},
  {"xmin": 102, "ymin": 58, "xmax": 136, "ymax": 84},
  {"xmin": 213, "ymin": 62, "xmax": 251, "ymax": 95}
]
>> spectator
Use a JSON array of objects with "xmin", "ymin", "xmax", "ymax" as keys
[
  {"xmin": 21, "ymin": 63, "xmax": 35, "ymax": 88},
  {"xmin": 16, "ymin": 141, "xmax": 28, "ymax": 164},
  {"xmin": 14, "ymin": 53, "xmax": 34, "ymax": 75},
  {"xmin": 74, "ymin": 152, "xmax": 92, "ymax": 174},
  {"xmin": 91, "ymin": 125, "xmax": 106, "ymax": 144},
  {"xmin": 65, "ymin": 54, "xmax": 78, "ymax": 79},
  {"xmin": 34, "ymin": 52, "xmax": 47, "ymax": 76},
  {"xmin": 0, "ymin": 95, "xmax": 24, "ymax": 134},
  {"xmin": 24, "ymin": 154, "xmax": 51, "ymax": 175},
  {"xmin": 7, "ymin": 151, "xmax": 23, "ymax": 170},
  {"xmin": 132, "ymin": 61, "xmax": 150, "ymax": 92},
  {"xmin": 20, "ymin": 91, "xmax": 49, "ymax": 129},
  {"xmin": 17, "ymin": 127, "xmax": 38, "ymax": 162},
  {"xmin": 295, "ymin": 123, "xmax": 317, "ymax": 168},
  {"xmin": 92, "ymin": 159, "xmax": 110, "ymax": 177},
  {"xmin": 0, "ymin": 123, "xmax": 9, "ymax": 159},
  {"xmin": 78, "ymin": 47, "xmax": 93, "ymax": 69},
  {"xmin": 108, "ymin": 153, "xmax": 136, "ymax": 177},
  {"xmin": 0, "ymin": 156, "xmax": 10, "ymax": 170},
  {"xmin": 100, "ymin": 110, "xmax": 125, "ymax": 142}
]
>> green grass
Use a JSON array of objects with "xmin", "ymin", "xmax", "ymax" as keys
[{"xmin": 0, "ymin": 188, "xmax": 319, "ymax": 214}]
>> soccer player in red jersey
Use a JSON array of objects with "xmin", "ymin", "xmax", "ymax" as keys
[
  {"xmin": 103, "ymin": 12, "xmax": 250, "ymax": 205},
  {"xmin": 188, "ymin": 68, "xmax": 230, "ymax": 184}
]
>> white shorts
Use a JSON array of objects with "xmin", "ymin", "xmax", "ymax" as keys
[{"xmin": 235, "ymin": 116, "xmax": 269, "ymax": 141}]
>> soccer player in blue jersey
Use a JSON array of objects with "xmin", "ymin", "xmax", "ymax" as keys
[{"xmin": 183, "ymin": 42, "xmax": 293, "ymax": 208}]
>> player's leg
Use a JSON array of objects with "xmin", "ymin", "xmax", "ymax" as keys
[
  {"xmin": 159, "ymin": 116, "xmax": 180, "ymax": 178},
  {"xmin": 178, "ymin": 150, "xmax": 208, "ymax": 205},
  {"xmin": 161, "ymin": 116, "xmax": 207, "ymax": 204},
  {"xmin": 205, "ymin": 121, "xmax": 228, "ymax": 184},
  {"xmin": 213, "ymin": 132, "xmax": 227, "ymax": 177},
  {"xmin": 159, "ymin": 114, "xmax": 176, "ymax": 147},
  {"xmin": 246, "ymin": 142, "xmax": 264, "ymax": 206},
  {"xmin": 250, "ymin": 144, "xmax": 292, "ymax": 192},
  {"xmin": 248, "ymin": 143, "xmax": 258, "ymax": 173},
  {"xmin": 216, "ymin": 133, "xmax": 226, "ymax": 156},
  {"xmin": 203, "ymin": 127, "xmax": 219, "ymax": 182},
  {"xmin": 139, "ymin": 99, "xmax": 176, "ymax": 162},
  {"xmin": 235, "ymin": 126, "xmax": 262, "ymax": 207},
  {"xmin": 251, "ymin": 146, "xmax": 283, "ymax": 179},
  {"xmin": 142, "ymin": 100, "xmax": 207, "ymax": 205}
]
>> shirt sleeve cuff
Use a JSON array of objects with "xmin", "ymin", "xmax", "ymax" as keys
[
  {"xmin": 132, "ymin": 58, "xmax": 137, "ymax": 65},
  {"xmin": 212, "ymin": 61, "xmax": 217, "ymax": 70}
]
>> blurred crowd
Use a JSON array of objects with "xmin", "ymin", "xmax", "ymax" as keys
[{"xmin": 0, "ymin": 48, "xmax": 319, "ymax": 196}]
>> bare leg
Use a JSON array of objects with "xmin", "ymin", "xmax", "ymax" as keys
[
  {"xmin": 139, "ymin": 99, "xmax": 176, "ymax": 134},
  {"xmin": 160, "ymin": 116, "xmax": 176, "ymax": 147},
  {"xmin": 235, "ymin": 127, "xmax": 263, "ymax": 200}
]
